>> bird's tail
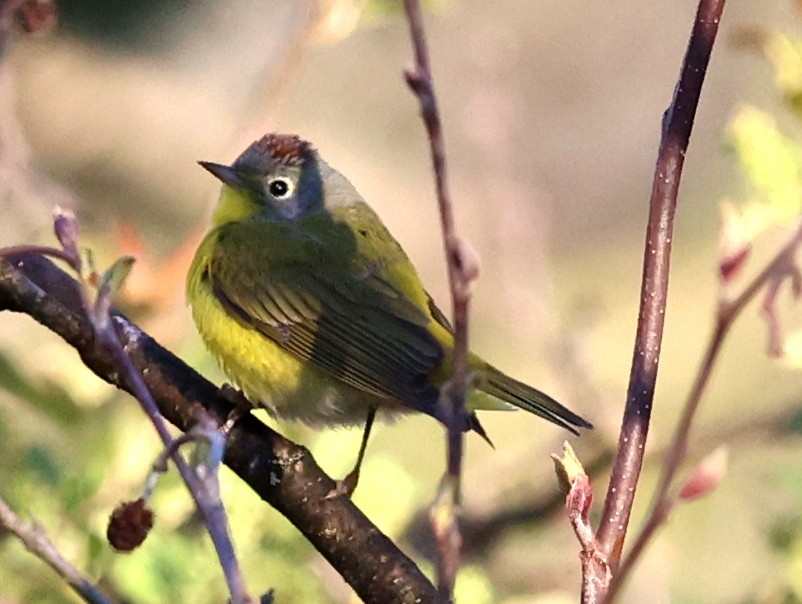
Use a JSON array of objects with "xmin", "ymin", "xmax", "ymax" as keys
[{"xmin": 478, "ymin": 366, "xmax": 592, "ymax": 435}]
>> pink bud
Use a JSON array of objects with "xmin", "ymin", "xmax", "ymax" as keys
[
  {"xmin": 52, "ymin": 206, "xmax": 79, "ymax": 257},
  {"xmin": 719, "ymin": 246, "xmax": 751, "ymax": 284},
  {"xmin": 678, "ymin": 446, "xmax": 728, "ymax": 502},
  {"xmin": 718, "ymin": 202, "xmax": 752, "ymax": 284}
]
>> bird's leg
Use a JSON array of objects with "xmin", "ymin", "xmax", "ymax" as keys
[
  {"xmin": 218, "ymin": 384, "xmax": 253, "ymax": 434},
  {"xmin": 327, "ymin": 407, "xmax": 377, "ymax": 498}
]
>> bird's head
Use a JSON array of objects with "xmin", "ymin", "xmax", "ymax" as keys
[{"xmin": 200, "ymin": 133, "xmax": 327, "ymax": 225}]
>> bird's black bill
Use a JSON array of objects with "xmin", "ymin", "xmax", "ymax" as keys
[{"xmin": 198, "ymin": 161, "xmax": 245, "ymax": 187}]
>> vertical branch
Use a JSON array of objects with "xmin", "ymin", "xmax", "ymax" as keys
[
  {"xmin": 402, "ymin": 0, "xmax": 478, "ymax": 598},
  {"xmin": 595, "ymin": 0, "xmax": 727, "ymax": 577}
]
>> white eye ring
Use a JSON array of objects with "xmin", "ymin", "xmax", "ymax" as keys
[{"xmin": 267, "ymin": 177, "xmax": 294, "ymax": 199}]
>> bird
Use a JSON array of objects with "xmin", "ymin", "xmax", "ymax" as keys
[{"xmin": 186, "ymin": 133, "xmax": 591, "ymax": 492}]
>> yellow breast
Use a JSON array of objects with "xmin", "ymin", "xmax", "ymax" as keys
[{"xmin": 186, "ymin": 229, "xmax": 393, "ymax": 426}]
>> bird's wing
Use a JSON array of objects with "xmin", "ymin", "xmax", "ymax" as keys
[
  {"xmin": 426, "ymin": 292, "xmax": 453, "ymax": 333},
  {"xmin": 208, "ymin": 215, "xmax": 444, "ymax": 409}
]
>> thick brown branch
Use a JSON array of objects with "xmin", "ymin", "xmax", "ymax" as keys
[{"xmin": 0, "ymin": 253, "xmax": 440, "ymax": 604}]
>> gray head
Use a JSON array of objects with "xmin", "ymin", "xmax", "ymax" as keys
[{"xmin": 200, "ymin": 133, "xmax": 326, "ymax": 221}]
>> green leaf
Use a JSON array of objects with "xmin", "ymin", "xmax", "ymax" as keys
[{"xmin": 728, "ymin": 106, "xmax": 802, "ymax": 238}]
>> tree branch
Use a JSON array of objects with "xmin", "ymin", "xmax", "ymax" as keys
[
  {"xmin": 0, "ymin": 252, "xmax": 440, "ymax": 604},
  {"xmin": 403, "ymin": 1, "xmax": 479, "ymax": 598},
  {"xmin": 608, "ymin": 218, "xmax": 802, "ymax": 598},
  {"xmin": 0, "ymin": 496, "xmax": 112, "ymax": 604},
  {"xmin": 591, "ymin": 0, "xmax": 727, "ymax": 593}
]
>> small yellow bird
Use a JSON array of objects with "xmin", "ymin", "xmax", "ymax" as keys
[{"xmin": 187, "ymin": 133, "xmax": 591, "ymax": 487}]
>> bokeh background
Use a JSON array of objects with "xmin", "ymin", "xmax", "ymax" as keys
[{"xmin": 2, "ymin": 0, "xmax": 802, "ymax": 602}]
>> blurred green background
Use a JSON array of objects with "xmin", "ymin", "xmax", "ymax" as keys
[{"xmin": 2, "ymin": 0, "xmax": 802, "ymax": 602}]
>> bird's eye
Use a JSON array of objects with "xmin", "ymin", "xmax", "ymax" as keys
[{"xmin": 267, "ymin": 177, "xmax": 294, "ymax": 199}]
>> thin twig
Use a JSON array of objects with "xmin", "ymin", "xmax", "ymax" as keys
[
  {"xmin": 592, "ymin": 1, "xmax": 727, "ymax": 591},
  {"xmin": 608, "ymin": 219, "xmax": 802, "ymax": 598},
  {"xmin": 0, "ymin": 496, "xmax": 112, "ymax": 604},
  {"xmin": 100, "ymin": 321, "xmax": 249, "ymax": 603},
  {"xmin": 402, "ymin": 1, "xmax": 478, "ymax": 599}
]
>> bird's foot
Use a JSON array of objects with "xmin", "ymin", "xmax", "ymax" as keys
[
  {"xmin": 325, "ymin": 469, "xmax": 360, "ymax": 500},
  {"xmin": 219, "ymin": 384, "xmax": 252, "ymax": 435}
]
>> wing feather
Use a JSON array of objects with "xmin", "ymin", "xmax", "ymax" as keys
[{"xmin": 208, "ymin": 215, "xmax": 444, "ymax": 410}]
